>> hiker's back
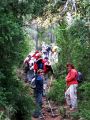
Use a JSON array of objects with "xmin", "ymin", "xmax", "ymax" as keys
[
  {"xmin": 37, "ymin": 60, "xmax": 44, "ymax": 69},
  {"xmin": 34, "ymin": 59, "xmax": 44, "ymax": 73},
  {"xmin": 35, "ymin": 74, "xmax": 43, "ymax": 94}
]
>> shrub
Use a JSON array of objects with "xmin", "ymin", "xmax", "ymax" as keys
[
  {"xmin": 77, "ymin": 82, "xmax": 90, "ymax": 120},
  {"xmin": 48, "ymin": 78, "xmax": 66, "ymax": 104}
]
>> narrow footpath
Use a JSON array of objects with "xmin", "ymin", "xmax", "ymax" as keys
[{"xmin": 31, "ymin": 77, "xmax": 72, "ymax": 120}]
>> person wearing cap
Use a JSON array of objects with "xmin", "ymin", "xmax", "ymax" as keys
[{"xmin": 65, "ymin": 63, "xmax": 78, "ymax": 111}]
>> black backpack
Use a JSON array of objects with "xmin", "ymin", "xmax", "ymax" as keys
[
  {"xmin": 36, "ymin": 59, "xmax": 44, "ymax": 70},
  {"xmin": 77, "ymin": 72, "xmax": 83, "ymax": 83}
]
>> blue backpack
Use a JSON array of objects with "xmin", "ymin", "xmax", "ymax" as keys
[{"xmin": 77, "ymin": 72, "xmax": 83, "ymax": 83}]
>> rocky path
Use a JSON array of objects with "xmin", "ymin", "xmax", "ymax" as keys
[
  {"xmin": 32, "ymin": 97, "xmax": 61, "ymax": 120},
  {"xmin": 31, "ymin": 77, "xmax": 72, "ymax": 120},
  {"xmin": 32, "ymin": 98, "xmax": 73, "ymax": 120}
]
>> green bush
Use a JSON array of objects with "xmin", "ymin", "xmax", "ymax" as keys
[
  {"xmin": 54, "ymin": 16, "xmax": 90, "ymax": 120},
  {"xmin": 48, "ymin": 78, "xmax": 66, "ymax": 104},
  {"xmin": 0, "ymin": 13, "xmax": 34, "ymax": 120},
  {"xmin": 79, "ymin": 102, "xmax": 90, "ymax": 120},
  {"xmin": 0, "ymin": 1, "xmax": 35, "ymax": 119},
  {"xmin": 77, "ymin": 82, "xmax": 90, "ymax": 120},
  {"xmin": 0, "ymin": 73, "xmax": 34, "ymax": 120},
  {"xmin": 78, "ymin": 82, "xmax": 90, "ymax": 100}
]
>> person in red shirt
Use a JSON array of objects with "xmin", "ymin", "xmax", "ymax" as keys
[
  {"xmin": 34, "ymin": 57, "xmax": 44, "ymax": 74},
  {"xmin": 65, "ymin": 63, "xmax": 78, "ymax": 111}
]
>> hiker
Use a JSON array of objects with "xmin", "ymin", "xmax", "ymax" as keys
[
  {"xmin": 32, "ymin": 50, "xmax": 41, "ymax": 61},
  {"xmin": 28, "ymin": 58, "xmax": 35, "ymax": 82},
  {"xmin": 23, "ymin": 62, "xmax": 30, "ymax": 82},
  {"xmin": 24, "ymin": 54, "xmax": 31, "ymax": 65},
  {"xmin": 43, "ymin": 57, "xmax": 54, "ymax": 75},
  {"xmin": 63, "ymin": 0, "xmax": 76, "ymax": 12},
  {"xmin": 33, "ymin": 69, "xmax": 44, "ymax": 118},
  {"xmin": 42, "ymin": 42, "xmax": 48, "ymax": 59},
  {"xmin": 51, "ymin": 45, "xmax": 58, "ymax": 64},
  {"xmin": 46, "ymin": 45, "xmax": 51, "ymax": 58},
  {"xmin": 43, "ymin": 57, "xmax": 54, "ymax": 96},
  {"xmin": 65, "ymin": 63, "xmax": 78, "ymax": 111},
  {"xmin": 23, "ymin": 54, "xmax": 31, "ymax": 82},
  {"xmin": 34, "ymin": 54, "xmax": 44, "ymax": 74}
]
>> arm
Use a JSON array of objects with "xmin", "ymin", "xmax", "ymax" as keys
[
  {"xmin": 34, "ymin": 63, "xmax": 38, "ymax": 72},
  {"xmin": 66, "ymin": 69, "xmax": 76, "ymax": 82}
]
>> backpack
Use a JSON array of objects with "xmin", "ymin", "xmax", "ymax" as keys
[
  {"xmin": 30, "ymin": 75, "xmax": 37, "ymax": 89},
  {"xmin": 30, "ymin": 74, "xmax": 43, "ymax": 89},
  {"xmin": 31, "ymin": 78, "xmax": 36, "ymax": 89},
  {"xmin": 46, "ymin": 46, "xmax": 51, "ymax": 52},
  {"xmin": 36, "ymin": 59, "xmax": 44, "ymax": 70},
  {"xmin": 77, "ymin": 72, "xmax": 83, "ymax": 83}
]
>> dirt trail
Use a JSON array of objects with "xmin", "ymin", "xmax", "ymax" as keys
[
  {"xmin": 31, "ymin": 95, "xmax": 72, "ymax": 120},
  {"xmin": 17, "ymin": 70, "xmax": 73, "ymax": 120},
  {"xmin": 32, "ymin": 97, "xmax": 61, "ymax": 120},
  {"xmin": 32, "ymin": 77, "xmax": 72, "ymax": 120}
]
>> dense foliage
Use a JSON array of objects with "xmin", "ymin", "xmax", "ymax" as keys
[
  {"xmin": 0, "ymin": 0, "xmax": 47, "ymax": 120},
  {"xmin": 0, "ymin": 0, "xmax": 89, "ymax": 119},
  {"xmin": 48, "ymin": 1, "xmax": 90, "ymax": 119}
]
